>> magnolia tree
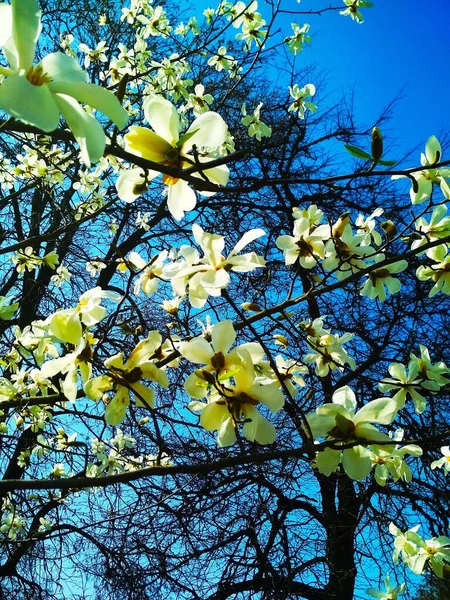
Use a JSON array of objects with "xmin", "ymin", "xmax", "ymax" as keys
[{"xmin": 0, "ymin": 0, "xmax": 449, "ymax": 598}]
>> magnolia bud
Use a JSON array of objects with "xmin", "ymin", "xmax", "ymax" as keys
[
  {"xmin": 332, "ymin": 212, "xmax": 351, "ymax": 238},
  {"xmin": 241, "ymin": 302, "xmax": 262, "ymax": 312},
  {"xmin": 371, "ymin": 127, "xmax": 383, "ymax": 164},
  {"xmin": 381, "ymin": 220, "xmax": 397, "ymax": 239}
]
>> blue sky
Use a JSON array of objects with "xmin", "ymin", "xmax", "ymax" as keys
[{"xmin": 282, "ymin": 0, "xmax": 449, "ymax": 156}]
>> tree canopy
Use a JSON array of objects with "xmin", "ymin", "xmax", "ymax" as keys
[{"xmin": 0, "ymin": 1, "xmax": 449, "ymax": 599}]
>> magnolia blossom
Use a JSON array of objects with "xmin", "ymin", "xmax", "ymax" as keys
[
  {"xmin": 48, "ymin": 287, "xmax": 120, "ymax": 345},
  {"xmin": 390, "ymin": 524, "xmax": 450, "ymax": 579},
  {"xmin": 188, "ymin": 348, "xmax": 284, "ymax": 447},
  {"xmin": 307, "ymin": 386, "xmax": 398, "ymax": 480},
  {"xmin": 0, "ymin": 0, "xmax": 128, "ymax": 165},
  {"xmin": 368, "ymin": 442, "xmax": 422, "ymax": 486},
  {"xmin": 366, "ymin": 574, "xmax": 405, "ymax": 600},
  {"xmin": 340, "ymin": 0, "xmax": 373, "ymax": 24},
  {"xmin": 378, "ymin": 359, "xmax": 441, "ymax": 414},
  {"xmin": 117, "ymin": 95, "xmax": 229, "ymax": 220},
  {"xmin": 276, "ymin": 217, "xmax": 330, "ymax": 268},
  {"xmin": 84, "ymin": 333, "xmax": 169, "ymax": 426},
  {"xmin": 241, "ymin": 103, "xmax": 272, "ymax": 140},
  {"xmin": 322, "ymin": 224, "xmax": 373, "ymax": 280},
  {"xmin": 179, "ymin": 320, "xmax": 264, "ymax": 399},
  {"xmin": 411, "ymin": 204, "xmax": 450, "ymax": 252},
  {"xmin": 127, "ymin": 250, "xmax": 168, "ymax": 296},
  {"xmin": 163, "ymin": 225, "xmax": 265, "ymax": 307},
  {"xmin": 431, "ymin": 446, "xmax": 450, "ymax": 475},
  {"xmin": 392, "ymin": 136, "xmax": 450, "ymax": 204},
  {"xmin": 284, "ymin": 23, "xmax": 311, "ymax": 55},
  {"xmin": 40, "ymin": 333, "xmax": 96, "ymax": 402},
  {"xmin": 416, "ymin": 245, "xmax": 450, "ymax": 296},
  {"xmin": 304, "ymin": 331, "xmax": 356, "ymax": 377},
  {"xmin": 288, "ymin": 83, "xmax": 317, "ymax": 118},
  {"xmin": 355, "ymin": 207, "xmax": 384, "ymax": 246},
  {"xmin": 360, "ymin": 254, "xmax": 408, "ymax": 302}
]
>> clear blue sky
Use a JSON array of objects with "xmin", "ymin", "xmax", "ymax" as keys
[{"xmin": 279, "ymin": 0, "xmax": 449, "ymax": 156}]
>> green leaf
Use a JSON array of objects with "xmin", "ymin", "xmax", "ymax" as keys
[
  {"xmin": 378, "ymin": 159, "xmax": 397, "ymax": 167},
  {"xmin": 344, "ymin": 144, "xmax": 371, "ymax": 160},
  {"xmin": 177, "ymin": 128, "xmax": 200, "ymax": 148}
]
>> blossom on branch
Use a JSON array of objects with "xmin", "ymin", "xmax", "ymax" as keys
[{"xmin": 117, "ymin": 95, "xmax": 229, "ymax": 220}]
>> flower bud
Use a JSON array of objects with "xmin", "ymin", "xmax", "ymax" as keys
[{"xmin": 371, "ymin": 127, "xmax": 383, "ymax": 164}]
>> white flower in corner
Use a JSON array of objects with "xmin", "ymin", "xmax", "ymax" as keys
[{"xmin": 0, "ymin": 0, "xmax": 128, "ymax": 165}]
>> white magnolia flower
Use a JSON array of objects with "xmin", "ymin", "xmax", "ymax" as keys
[
  {"xmin": 366, "ymin": 574, "xmax": 405, "ymax": 600},
  {"xmin": 117, "ymin": 95, "xmax": 229, "ymax": 220},
  {"xmin": 411, "ymin": 204, "xmax": 450, "ymax": 253},
  {"xmin": 164, "ymin": 225, "xmax": 265, "ymax": 307},
  {"xmin": 0, "ymin": 0, "xmax": 128, "ymax": 165},
  {"xmin": 189, "ymin": 348, "xmax": 284, "ymax": 447},
  {"xmin": 392, "ymin": 136, "xmax": 450, "ymax": 204},
  {"xmin": 276, "ymin": 217, "xmax": 330, "ymax": 268},
  {"xmin": 417, "ymin": 244, "xmax": 450, "ymax": 296},
  {"xmin": 48, "ymin": 287, "xmax": 120, "ymax": 345},
  {"xmin": 360, "ymin": 254, "xmax": 408, "ymax": 302},
  {"xmin": 284, "ymin": 23, "xmax": 311, "ymax": 55},
  {"xmin": 378, "ymin": 360, "xmax": 440, "ymax": 414},
  {"xmin": 340, "ymin": 0, "xmax": 373, "ymax": 24},
  {"xmin": 84, "ymin": 333, "xmax": 169, "ymax": 426},
  {"xmin": 241, "ymin": 102, "xmax": 272, "ymax": 140},
  {"xmin": 307, "ymin": 386, "xmax": 398, "ymax": 480},
  {"xmin": 431, "ymin": 446, "xmax": 450, "ymax": 475},
  {"xmin": 288, "ymin": 83, "xmax": 317, "ymax": 118}
]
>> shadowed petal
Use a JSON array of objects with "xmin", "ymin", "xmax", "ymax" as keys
[
  {"xmin": 54, "ymin": 93, "xmax": 105, "ymax": 166},
  {"xmin": 0, "ymin": 73, "xmax": 59, "ymax": 131},
  {"xmin": 41, "ymin": 52, "xmax": 88, "ymax": 83},
  {"xmin": 49, "ymin": 81, "xmax": 128, "ymax": 128}
]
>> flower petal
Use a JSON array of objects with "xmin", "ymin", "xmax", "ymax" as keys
[
  {"xmin": 182, "ymin": 111, "xmax": 228, "ymax": 152},
  {"xmin": 0, "ymin": 73, "xmax": 59, "ymax": 131},
  {"xmin": 179, "ymin": 337, "xmax": 213, "ymax": 364},
  {"xmin": 342, "ymin": 446, "xmax": 372, "ymax": 480},
  {"xmin": 12, "ymin": 0, "xmax": 41, "ymax": 70},
  {"xmin": 54, "ymin": 93, "xmax": 105, "ymax": 166},
  {"xmin": 125, "ymin": 126, "xmax": 173, "ymax": 163},
  {"xmin": 354, "ymin": 398, "xmax": 398, "ymax": 425},
  {"xmin": 167, "ymin": 180, "xmax": 196, "ymax": 221},
  {"xmin": 211, "ymin": 321, "xmax": 236, "ymax": 355},
  {"xmin": 49, "ymin": 81, "xmax": 128, "ymax": 129},
  {"xmin": 143, "ymin": 95, "xmax": 179, "ymax": 145},
  {"xmin": 41, "ymin": 52, "xmax": 88, "ymax": 83},
  {"xmin": 230, "ymin": 229, "xmax": 265, "ymax": 256},
  {"xmin": 0, "ymin": 5, "xmax": 12, "ymax": 47}
]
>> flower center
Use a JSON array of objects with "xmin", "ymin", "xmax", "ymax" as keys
[{"xmin": 26, "ymin": 65, "xmax": 53, "ymax": 86}]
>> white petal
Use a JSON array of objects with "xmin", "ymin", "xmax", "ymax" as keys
[
  {"xmin": 196, "ymin": 163, "xmax": 229, "ymax": 193},
  {"xmin": 167, "ymin": 180, "xmax": 196, "ymax": 221},
  {"xmin": 211, "ymin": 321, "xmax": 236, "ymax": 355},
  {"xmin": 354, "ymin": 398, "xmax": 398, "ymax": 425},
  {"xmin": 230, "ymin": 229, "xmax": 265, "ymax": 256},
  {"xmin": 0, "ymin": 5, "xmax": 12, "ymax": 47},
  {"xmin": 182, "ymin": 111, "xmax": 228, "ymax": 153},
  {"xmin": 49, "ymin": 81, "xmax": 128, "ymax": 129},
  {"xmin": 12, "ymin": 0, "xmax": 41, "ymax": 70},
  {"xmin": 41, "ymin": 52, "xmax": 88, "ymax": 83},
  {"xmin": 332, "ymin": 386, "xmax": 357, "ymax": 413},
  {"xmin": 0, "ymin": 74, "xmax": 59, "ymax": 131},
  {"xmin": 143, "ymin": 95, "xmax": 179, "ymax": 145},
  {"xmin": 342, "ymin": 446, "xmax": 372, "ymax": 480},
  {"xmin": 54, "ymin": 94, "xmax": 105, "ymax": 167},
  {"xmin": 179, "ymin": 338, "xmax": 213, "ymax": 364}
]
